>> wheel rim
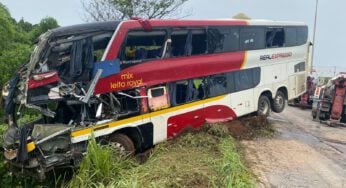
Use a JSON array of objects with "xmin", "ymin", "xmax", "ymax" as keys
[
  {"xmin": 259, "ymin": 100, "xmax": 269, "ymax": 115},
  {"xmin": 276, "ymin": 95, "xmax": 284, "ymax": 107},
  {"xmin": 109, "ymin": 142, "xmax": 126, "ymax": 155}
]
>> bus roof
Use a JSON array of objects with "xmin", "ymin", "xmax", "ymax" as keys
[{"xmin": 120, "ymin": 19, "xmax": 306, "ymax": 28}]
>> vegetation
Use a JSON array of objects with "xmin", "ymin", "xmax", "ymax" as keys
[
  {"xmin": 0, "ymin": 3, "xmax": 59, "ymax": 120},
  {"xmin": 81, "ymin": 0, "xmax": 190, "ymax": 21},
  {"xmin": 0, "ymin": 3, "xmax": 59, "ymax": 187},
  {"xmin": 68, "ymin": 125, "xmax": 255, "ymax": 188}
]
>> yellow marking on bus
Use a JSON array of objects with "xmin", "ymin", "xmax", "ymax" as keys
[
  {"xmin": 27, "ymin": 142, "xmax": 36, "ymax": 152},
  {"xmin": 71, "ymin": 95, "xmax": 226, "ymax": 138},
  {"xmin": 241, "ymin": 51, "xmax": 248, "ymax": 69}
]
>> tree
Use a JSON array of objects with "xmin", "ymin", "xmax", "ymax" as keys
[
  {"xmin": 0, "ymin": 4, "xmax": 14, "ymax": 53},
  {"xmin": 232, "ymin": 13, "xmax": 251, "ymax": 20},
  {"xmin": 0, "ymin": 4, "xmax": 59, "ymax": 90},
  {"xmin": 29, "ymin": 17, "xmax": 59, "ymax": 42},
  {"xmin": 81, "ymin": 0, "xmax": 190, "ymax": 21}
]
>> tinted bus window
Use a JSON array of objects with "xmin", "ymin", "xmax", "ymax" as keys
[
  {"xmin": 234, "ymin": 67, "xmax": 261, "ymax": 92},
  {"xmin": 172, "ymin": 29, "xmax": 207, "ymax": 57},
  {"xmin": 171, "ymin": 29, "xmax": 188, "ymax": 57},
  {"xmin": 285, "ymin": 27, "xmax": 297, "ymax": 47},
  {"xmin": 240, "ymin": 27, "xmax": 265, "ymax": 50},
  {"xmin": 175, "ymin": 80, "xmax": 189, "ymax": 105},
  {"xmin": 266, "ymin": 28, "xmax": 285, "ymax": 48},
  {"xmin": 191, "ymin": 29, "xmax": 207, "ymax": 55},
  {"xmin": 208, "ymin": 27, "xmax": 239, "ymax": 53},
  {"xmin": 206, "ymin": 68, "xmax": 261, "ymax": 97},
  {"xmin": 208, "ymin": 74, "xmax": 228, "ymax": 97},
  {"xmin": 297, "ymin": 26, "xmax": 308, "ymax": 45}
]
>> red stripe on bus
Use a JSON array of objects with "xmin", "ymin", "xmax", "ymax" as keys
[
  {"xmin": 95, "ymin": 51, "xmax": 245, "ymax": 94},
  {"xmin": 167, "ymin": 105, "xmax": 237, "ymax": 138}
]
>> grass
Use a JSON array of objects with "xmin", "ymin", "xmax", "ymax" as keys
[
  {"xmin": 0, "ymin": 121, "xmax": 256, "ymax": 187},
  {"xmin": 67, "ymin": 135, "xmax": 136, "ymax": 188},
  {"xmin": 68, "ymin": 124, "xmax": 255, "ymax": 188}
]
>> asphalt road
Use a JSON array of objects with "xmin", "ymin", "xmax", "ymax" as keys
[{"xmin": 242, "ymin": 106, "xmax": 346, "ymax": 188}]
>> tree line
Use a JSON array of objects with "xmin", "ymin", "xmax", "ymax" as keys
[{"xmin": 0, "ymin": 3, "xmax": 59, "ymax": 118}]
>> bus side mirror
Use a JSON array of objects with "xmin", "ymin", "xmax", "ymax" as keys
[{"xmin": 161, "ymin": 39, "xmax": 172, "ymax": 59}]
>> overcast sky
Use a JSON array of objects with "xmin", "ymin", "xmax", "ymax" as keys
[{"xmin": 1, "ymin": 0, "xmax": 345, "ymax": 71}]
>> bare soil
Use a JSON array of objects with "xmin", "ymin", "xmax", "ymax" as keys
[
  {"xmin": 239, "ymin": 106, "xmax": 346, "ymax": 188},
  {"xmin": 225, "ymin": 115, "xmax": 275, "ymax": 139}
]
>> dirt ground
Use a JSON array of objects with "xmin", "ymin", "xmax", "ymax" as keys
[{"xmin": 240, "ymin": 106, "xmax": 346, "ymax": 188}]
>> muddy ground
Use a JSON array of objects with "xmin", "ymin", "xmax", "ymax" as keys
[{"xmin": 237, "ymin": 106, "xmax": 346, "ymax": 188}]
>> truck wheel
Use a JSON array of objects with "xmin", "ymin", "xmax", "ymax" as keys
[
  {"xmin": 272, "ymin": 91, "xmax": 286, "ymax": 113},
  {"xmin": 109, "ymin": 133, "xmax": 135, "ymax": 156},
  {"xmin": 257, "ymin": 95, "xmax": 271, "ymax": 116}
]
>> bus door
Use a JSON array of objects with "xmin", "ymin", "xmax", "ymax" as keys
[
  {"xmin": 289, "ymin": 62, "xmax": 307, "ymax": 99},
  {"xmin": 147, "ymin": 85, "xmax": 170, "ymax": 144}
]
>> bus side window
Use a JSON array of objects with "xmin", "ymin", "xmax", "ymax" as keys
[
  {"xmin": 191, "ymin": 29, "xmax": 207, "ymax": 55},
  {"xmin": 208, "ymin": 27, "xmax": 239, "ymax": 53},
  {"xmin": 240, "ymin": 27, "xmax": 265, "ymax": 50},
  {"xmin": 192, "ymin": 78, "xmax": 206, "ymax": 100},
  {"xmin": 171, "ymin": 30, "xmax": 189, "ymax": 57},
  {"xmin": 170, "ymin": 29, "xmax": 207, "ymax": 57},
  {"xmin": 285, "ymin": 27, "xmax": 297, "ymax": 47},
  {"xmin": 208, "ymin": 74, "xmax": 228, "ymax": 97},
  {"xmin": 234, "ymin": 68, "xmax": 261, "ymax": 92},
  {"xmin": 120, "ymin": 30, "xmax": 167, "ymax": 62},
  {"xmin": 297, "ymin": 26, "xmax": 308, "ymax": 45},
  {"xmin": 147, "ymin": 86, "xmax": 170, "ymax": 111},
  {"xmin": 175, "ymin": 80, "xmax": 189, "ymax": 104},
  {"xmin": 266, "ymin": 28, "xmax": 285, "ymax": 48},
  {"xmin": 170, "ymin": 78, "xmax": 206, "ymax": 106}
]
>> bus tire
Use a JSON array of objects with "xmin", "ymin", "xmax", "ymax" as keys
[
  {"xmin": 109, "ymin": 133, "xmax": 135, "ymax": 156},
  {"xmin": 272, "ymin": 90, "xmax": 286, "ymax": 113},
  {"xmin": 257, "ymin": 95, "xmax": 271, "ymax": 116}
]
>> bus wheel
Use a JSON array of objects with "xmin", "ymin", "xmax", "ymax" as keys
[
  {"xmin": 257, "ymin": 95, "xmax": 271, "ymax": 116},
  {"xmin": 109, "ymin": 133, "xmax": 135, "ymax": 156},
  {"xmin": 272, "ymin": 91, "xmax": 286, "ymax": 113}
]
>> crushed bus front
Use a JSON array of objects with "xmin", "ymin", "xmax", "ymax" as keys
[{"xmin": 2, "ymin": 21, "xmax": 121, "ymax": 179}]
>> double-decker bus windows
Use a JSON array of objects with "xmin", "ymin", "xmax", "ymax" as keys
[
  {"xmin": 252, "ymin": 67, "xmax": 261, "ymax": 86},
  {"xmin": 266, "ymin": 28, "xmax": 285, "ymax": 48},
  {"xmin": 208, "ymin": 74, "xmax": 228, "ymax": 97},
  {"xmin": 207, "ymin": 27, "xmax": 239, "ymax": 53},
  {"xmin": 170, "ymin": 29, "xmax": 206, "ymax": 57},
  {"xmin": 121, "ymin": 30, "xmax": 167, "ymax": 61},
  {"xmin": 297, "ymin": 26, "xmax": 308, "ymax": 46},
  {"xmin": 170, "ymin": 77, "xmax": 206, "ymax": 106},
  {"xmin": 191, "ymin": 30, "xmax": 207, "ymax": 55},
  {"xmin": 285, "ymin": 27, "xmax": 297, "ymax": 47},
  {"xmin": 234, "ymin": 68, "xmax": 261, "ymax": 92},
  {"xmin": 175, "ymin": 80, "xmax": 189, "ymax": 105},
  {"xmin": 171, "ymin": 30, "xmax": 189, "ymax": 57},
  {"xmin": 192, "ymin": 78, "xmax": 207, "ymax": 100},
  {"xmin": 240, "ymin": 27, "xmax": 265, "ymax": 50}
]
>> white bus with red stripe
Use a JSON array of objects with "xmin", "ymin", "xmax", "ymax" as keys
[{"xmin": 3, "ymin": 18, "xmax": 309, "ymax": 178}]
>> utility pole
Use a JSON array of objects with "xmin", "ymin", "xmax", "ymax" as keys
[{"xmin": 310, "ymin": 0, "xmax": 319, "ymax": 74}]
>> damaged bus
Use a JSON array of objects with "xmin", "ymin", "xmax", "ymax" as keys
[{"xmin": 2, "ymin": 19, "xmax": 309, "ymax": 179}]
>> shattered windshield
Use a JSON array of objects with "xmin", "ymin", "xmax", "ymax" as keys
[{"xmin": 8, "ymin": 22, "xmax": 120, "ymax": 126}]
